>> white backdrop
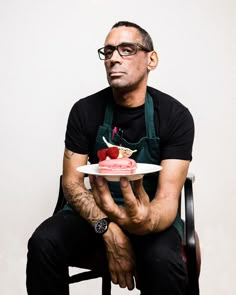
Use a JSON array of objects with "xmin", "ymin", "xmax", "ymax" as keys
[{"xmin": 0, "ymin": 0, "xmax": 235, "ymax": 294}]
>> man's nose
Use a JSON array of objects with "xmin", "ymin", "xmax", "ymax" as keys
[{"xmin": 110, "ymin": 49, "xmax": 122, "ymax": 62}]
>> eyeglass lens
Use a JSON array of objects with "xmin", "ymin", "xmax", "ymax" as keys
[{"xmin": 99, "ymin": 43, "xmax": 138, "ymax": 60}]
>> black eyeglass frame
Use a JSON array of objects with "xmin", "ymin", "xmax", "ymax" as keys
[{"xmin": 97, "ymin": 42, "xmax": 152, "ymax": 60}]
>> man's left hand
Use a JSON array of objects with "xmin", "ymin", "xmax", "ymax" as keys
[{"xmin": 89, "ymin": 175, "xmax": 154, "ymax": 235}]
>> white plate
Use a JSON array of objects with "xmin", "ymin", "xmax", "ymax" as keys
[{"xmin": 76, "ymin": 163, "xmax": 162, "ymax": 181}]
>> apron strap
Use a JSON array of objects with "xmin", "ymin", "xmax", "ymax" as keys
[{"xmin": 145, "ymin": 92, "xmax": 156, "ymax": 138}]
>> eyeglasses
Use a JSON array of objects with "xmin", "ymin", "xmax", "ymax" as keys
[{"xmin": 98, "ymin": 42, "xmax": 151, "ymax": 60}]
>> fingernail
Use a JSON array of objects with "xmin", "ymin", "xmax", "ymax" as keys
[
  {"xmin": 96, "ymin": 176, "xmax": 104, "ymax": 185},
  {"xmin": 120, "ymin": 177, "xmax": 128, "ymax": 187}
]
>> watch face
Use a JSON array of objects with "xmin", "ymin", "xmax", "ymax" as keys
[{"xmin": 94, "ymin": 219, "xmax": 109, "ymax": 234}]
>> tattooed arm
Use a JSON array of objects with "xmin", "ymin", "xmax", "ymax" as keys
[
  {"xmin": 62, "ymin": 148, "xmax": 106, "ymax": 224},
  {"xmin": 62, "ymin": 148, "xmax": 136, "ymax": 290}
]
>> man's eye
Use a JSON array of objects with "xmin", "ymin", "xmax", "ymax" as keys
[
  {"xmin": 104, "ymin": 48, "xmax": 113, "ymax": 55},
  {"xmin": 120, "ymin": 45, "xmax": 136, "ymax": 55},
  {"xmin": 121, "ymin": 47, "xmax": 133, "ymax": 53}
]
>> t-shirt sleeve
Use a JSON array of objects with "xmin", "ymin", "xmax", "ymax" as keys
[
  {"xmin": 160, "ymin": 108, "xmax": 194, "ymax": 161},
  {"xmin": 64, "ymin": 101, "xmax": 89, "ymax": 154}
]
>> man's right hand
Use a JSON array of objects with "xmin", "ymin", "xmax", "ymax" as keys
[{"xmin": 102, "ymin": 222, "xmax": 136, "ymax": 290}]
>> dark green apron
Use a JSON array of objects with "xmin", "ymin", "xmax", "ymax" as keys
[{"xmin": 93, "ymin": 92, "xmax": 183, "ymax": 239}]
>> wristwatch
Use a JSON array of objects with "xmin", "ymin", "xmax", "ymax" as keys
[{"xmin": 94, "ymin": 218, "xmax": 111, "ymax": 235}]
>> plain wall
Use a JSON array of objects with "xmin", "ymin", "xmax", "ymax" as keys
[{"xmin": 0, "ymin": 0, "xmax": 235, "ymax": 294}]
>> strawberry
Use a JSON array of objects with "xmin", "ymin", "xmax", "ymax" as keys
[
  {"xmin": 97, "ymin": 149, "xmax": 107, "ymax": 161},
  {"xmin": 107, "ymin": 147, "xmax": 119, "ymax": 159}
]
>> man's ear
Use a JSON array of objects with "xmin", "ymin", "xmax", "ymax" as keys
[{"xmin": 147, "ymin": 51, "xmax": 158, "ymax": 71}]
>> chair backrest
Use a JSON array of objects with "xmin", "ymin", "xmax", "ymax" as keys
[
  {"xmin": 53, "ymin": 175, "xmax": 66, "ymax": 215},
  {"xmin": 182, "ymin": 174, "xmax": 201, "ymax": 294},
  {"xmin": 54, "ymin": 174, "xmax": 200, "ymax": 295}
]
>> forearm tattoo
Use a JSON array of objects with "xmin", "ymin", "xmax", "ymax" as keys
[{"xmin": 63, "ymin": 181, "xmax": 105, "ymax": 224}]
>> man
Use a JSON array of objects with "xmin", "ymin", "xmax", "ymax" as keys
[{"xmin": 27, "ymin": 21, "xmax": 194, "ymax": 295}]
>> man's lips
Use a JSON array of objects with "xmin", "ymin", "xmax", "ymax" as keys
[{"xmin": 109, "ymin": 71, "xmax": 125, "ymax": 77}]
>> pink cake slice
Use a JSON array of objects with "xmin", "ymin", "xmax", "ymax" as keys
[{"xmin": 98, "ymin": 158, "xmax": 137, "ymax": 174}]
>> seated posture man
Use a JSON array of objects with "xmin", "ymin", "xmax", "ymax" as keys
[{"xmin": 26, "ymin": 21, "xmax": 194, "ymax": 295}]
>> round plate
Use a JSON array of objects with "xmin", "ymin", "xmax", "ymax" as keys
[{"xmin": 76, "ymin": 163, "xmax": 162, "ymax": 181}]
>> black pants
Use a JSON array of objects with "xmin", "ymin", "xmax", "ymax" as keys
[{"xmin": 26, "ymin": 210, "xmax": 187, "ymax": 295}]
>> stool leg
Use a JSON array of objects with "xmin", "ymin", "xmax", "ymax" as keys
[{"xmin": 102, "ymin": 276, "xmax": 111, "ymax": 295}]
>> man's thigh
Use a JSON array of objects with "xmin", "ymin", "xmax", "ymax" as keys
[
  {"xmin": 130, "ymin": 227, "xmax": 187, "ymax": 295},
  {"xmin": 31, "ymin": 210, "xmax": 109, "ymax": 272}
]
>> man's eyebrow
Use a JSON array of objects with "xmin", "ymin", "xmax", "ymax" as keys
[
  {"xmin": 104, "ymin": 42, "xmax": 133, "ymax": 47},
  {"xmin": 104, "ymin": 44, "xmax": 115, "ymax": 47}
]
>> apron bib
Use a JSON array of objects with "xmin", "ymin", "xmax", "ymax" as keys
[
  {"xmin": 94, "ymin": 92, "xmax": 160, "ymax": 202},
  {"xmin": 93, "ymin": 92, "xmax": 183, "ymax": 239}
]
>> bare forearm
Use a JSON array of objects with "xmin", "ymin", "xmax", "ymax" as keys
[
  {"xmin": 149, "ymin": 197, "xmax": 179, "ymax": 233},
  {"xmin": 63, "ymin": 179, "xmax": 106, "ymax": 224},
  {"xmin": 148, "ymin": 159, "xmax": 189, "ymax": 232}
]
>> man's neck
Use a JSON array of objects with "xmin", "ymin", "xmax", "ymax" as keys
[{"xmin": 112, "ymin": 87, "xmax": 147, "ymax": 108}]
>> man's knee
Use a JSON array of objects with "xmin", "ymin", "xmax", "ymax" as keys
[
  {"xmin": 143, "ymin": 243, "xmax": 181, "ymax": 271},
  {"xmin": 136, "ymin": 245, "xmax": 186, "ymax": 295},
  {"xmin": 27, "ymin": 216, "xmax": 66, "ymax": 261},
  {"xmin": 28, "ymin": 229, "xmax": 54, "ymax": 261}
]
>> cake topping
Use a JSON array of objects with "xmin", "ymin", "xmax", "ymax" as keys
[
  {"xmin": 97, "ymin": 137, "xmax": 137, "ymax": 174},
  {"xmin": 97, "ymin": 149, "xmax": 108, "ymax": 161},
  {"xmin": 97, "ymin": 146, "xmax": 119, "ymax": 161},
  {"xmin": 97, "ymin": 137, "xmax": 137, "ymax": 162},
  {"xmin": 102, "ymin": 136, "xmax": 137, "ymax": 158},
  {"xmin": 107, "ymin": 147, "xmax": 119, "ymax": 159}
]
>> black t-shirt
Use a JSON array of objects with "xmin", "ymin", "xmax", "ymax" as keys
[{"xmin": 65, "ymin": 86, "xmax": 194, "ymax": 161}]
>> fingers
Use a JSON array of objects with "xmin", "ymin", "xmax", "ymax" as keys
[
  {"xmin": 89, "ymin": 175, "xmax": 120, "ymax": 218},
  {"xmin": 89, "ymin": 175, "xmax": 110, "ymax": 207},
  {"xmin": 125, "ymin": 273, "xmax": 135, "ymax": 290},
  {"xmin": 110, "ymin": 271, "xmax": 118, "ymax": 285},
  {"xmin": 118, "ymin": 273, "xmax": 134, "ymax": 290},
  {"xmin": 111, "ymin": 271, "xmax": 134, "ymax": 290},
  {"xmin": 120, "ymin": 177, "xmax": 137, "ymax": 208},
  {"xmin": 117, "ymin": 274, "xmax": 126, "ymax": 288},
  {"xmin": 120, "ymin": 177, "xmax": 149, "ymax": 208},
  {"xmin": 132, "ymin": 178, "xmax": 150, "ymax": 203}
]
